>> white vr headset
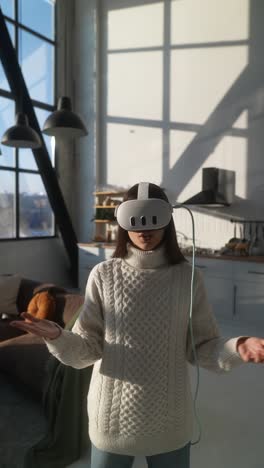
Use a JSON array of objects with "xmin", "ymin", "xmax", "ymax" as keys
[{"xmin": 115, "ymin": 182, "xmax": 173, "ymax": 231}]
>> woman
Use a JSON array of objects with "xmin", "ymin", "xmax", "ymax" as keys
[{"xmin": 10, "ymin": 182, "xmax": 264, "ymax": 468}]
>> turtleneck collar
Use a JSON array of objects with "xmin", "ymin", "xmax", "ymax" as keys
[{"xmin": 123, "ymin": 242, "xmax": 169, "ymax": 270}]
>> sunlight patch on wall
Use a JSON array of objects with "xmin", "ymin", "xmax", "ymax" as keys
[
  {"xmin": 171, "ymin": 0, "xmax": 249, "ymax": 44},
  {"xmin": 108, "ymin": 51, "xmax": 163, "ymax": 120},
  {"xmin": 107, "ymin": 123, "xmax": 162, "ymax": 188},
  {"xmin": 169, "ymin": 129, "xmax": 198, "ymax": 201},
  {"xmin": 233, "ymin": 110, "xmax": 248, "ymax": 129},
  {"xmin": 169, "ymin": 129, "xmax": 196, "ymax": 173},
  {"xmin": 170, "ymin": 46, "xmax": 248, "ymax": 125},
  {"xmin": 108, "ymin": 2, "xmax": 164, "ymax": 49}
]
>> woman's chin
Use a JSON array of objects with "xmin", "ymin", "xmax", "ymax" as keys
[{"xmin": 138, "ymin": 241, "xmax": 155, "ymax": 251}]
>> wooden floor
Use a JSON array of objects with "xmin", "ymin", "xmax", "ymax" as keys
[
  {"xmin": 1, "ymin": 321, "xmax": 264, "ymax": 468},
  {"xmin": 0, "ymin": 373, "xmax": 47, "ymax": 468}
]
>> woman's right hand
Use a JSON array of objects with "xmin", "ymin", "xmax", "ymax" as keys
[{"xmin": 10, "ymin": 312, "xmax": 62, "ymax": 340}]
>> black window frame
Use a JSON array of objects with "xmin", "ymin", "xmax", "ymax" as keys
[{"xmin": 0, "ymin": 0, "xmax": 57, "ymax": 242}]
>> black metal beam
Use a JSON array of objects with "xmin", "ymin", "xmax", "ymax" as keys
[{"xmin": 0, "ymin": 7, "xmax": 78, "ymax": 285}]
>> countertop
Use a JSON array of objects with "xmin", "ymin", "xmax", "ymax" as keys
[
  {"xmin": 190, "ymin": 253, "xmax": 264, "ymax": 263},
  {"xmin": 78, "ymin": 243, "xmax": 264, "ymax": 263}
]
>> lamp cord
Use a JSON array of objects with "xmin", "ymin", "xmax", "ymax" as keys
[{"xmin": 64, "ymin": 6, "xmax": 67, "ymax": 96}]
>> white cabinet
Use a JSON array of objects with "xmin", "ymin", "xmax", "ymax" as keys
[
  {"xmin": 235, "ymin": 281, "xmax": 264, "ymax": 327},
  {"xmin": 194, "ymin": 257, "xmax": 264, "ymax": 329},
  {"xmin": 204, "ymin": 276, "xmax": 235, "ymax": 324},
  {"xmin": 195, "ymin": 257, "xmax": 234, "ymax": 325},
  {"xmin": 195, "ymin": 257, "xmax": 233, "ymax": 280},
  {"xmin": 232, "ymin": 263, "xmax": 264, "ymax": 332}
]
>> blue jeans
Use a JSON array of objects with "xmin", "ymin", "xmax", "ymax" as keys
[{"xmin": 91, "ymin": 442, "xmax": 191, "ymax": 468}]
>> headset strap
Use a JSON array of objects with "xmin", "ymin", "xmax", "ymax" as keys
[{"xmin": 137, "ymin": 182, "xmax": 149, "ymax": 199}]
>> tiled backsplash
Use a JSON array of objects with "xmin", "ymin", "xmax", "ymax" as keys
[{"xmin": 173, "ymin": 210, "xmax": 234, "ymax": 251}]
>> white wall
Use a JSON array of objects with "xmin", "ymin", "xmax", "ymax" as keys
[
  {"xmin": 73, "ymin": 0, "xmax": 98, "ymax": 243},
  {"xmin": 75, "ymin": 0, "xmax": 264, "ymax": 250},
  {"xmin": 0, "ymin": 238, "xmax": 72, "ymax": 287}
]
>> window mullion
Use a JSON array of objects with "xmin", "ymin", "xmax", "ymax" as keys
[
  {"xmin": 0, "ymin": 0, "xmax": 57, "ymax": 242},
  {"xmin": 14, "ymin": 0, "xmax": 18, "ymax": 239}
]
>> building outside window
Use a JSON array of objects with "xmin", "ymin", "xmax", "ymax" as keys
[{"xmin": 0, "ymin": 0, "xmax": 56, "ymax": 239}]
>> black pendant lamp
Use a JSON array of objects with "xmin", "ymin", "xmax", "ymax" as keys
[
  {"xmin": 1, "ymin": 56, "xmax": 41, "ymax": 149},
  {"xmin": 42, "ymin": 9, "xmax": 88, "ymax": 140},
  {"xmin": 1, "ymin": 112, "xmax": 42, "ymax": 149},
  {"xmin": 42, "ymin": 96, "xmax": 88, "ymax": 139}
]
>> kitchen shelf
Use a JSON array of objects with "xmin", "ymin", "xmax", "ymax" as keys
[
  {"xmin": 93, "ymin": 191, "xmax": 125, "ymax": 196},
  {"xmin": 93, "ymin": 190, "xmax": 125, "ymax": 242},
  {"xmin": 94, "ymin": 220, "xmax": 117, "ymax": 224},
  {"xmin": 95, "ymin": 205, "xmax": 117, "ymax": 209}
]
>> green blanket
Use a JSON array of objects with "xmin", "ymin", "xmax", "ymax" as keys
[{"xmin": 24, "ymin": 307, "xmax": 93, "ymax": 468}]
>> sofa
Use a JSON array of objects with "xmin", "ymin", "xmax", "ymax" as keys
[{"xmin": 0, "ymin": 277, "xmax": 84, "ymax": 400}]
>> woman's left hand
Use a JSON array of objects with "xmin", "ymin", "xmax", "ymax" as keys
[{"xmin": 237, "ymin": 337, "xmax": 264, "ymax": 363}]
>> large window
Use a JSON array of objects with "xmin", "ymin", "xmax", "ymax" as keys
[{"xmin": 0, "ymin": 0, "xmax": 56, "ymax": 239}]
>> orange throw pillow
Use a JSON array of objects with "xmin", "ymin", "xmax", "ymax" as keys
[{"xmin": 27, "ymin": 291, "xmax": 56, "ymax": 321}]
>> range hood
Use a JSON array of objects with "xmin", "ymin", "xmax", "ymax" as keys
[{"xmin": 183, "ymin": 167, "xmax": 235, "ymax": 207}]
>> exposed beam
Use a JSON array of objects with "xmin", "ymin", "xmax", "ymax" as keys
[{"xmin": 0, "ymin": 7, "xmax": 78, "ymax": 285}]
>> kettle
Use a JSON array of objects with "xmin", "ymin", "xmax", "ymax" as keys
[
  {"xmin": 234, "ymin": 223, "xmax": 250, "ymax": 256},
  {"xmin": 249, "ymin": 223, "xmax": 264, "ymax": 256}
]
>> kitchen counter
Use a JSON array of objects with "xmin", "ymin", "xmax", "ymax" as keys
[
  {"xmin": 78, "ymin": 243, "xmax": 264, "ymax": 263},
  {"xmin": 191, "ymin": 254, "xmax": 264, "ymax": 263}
]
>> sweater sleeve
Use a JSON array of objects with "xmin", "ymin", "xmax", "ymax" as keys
[
  {"xmin": 44, "ymin": 265, "xmax": 104, "ymax": 369},
  {"xmin": 186, "ymin": 269, "xmax": 244, "ymax": 373}
]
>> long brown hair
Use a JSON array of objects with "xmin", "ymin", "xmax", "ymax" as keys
[{"xmin": 112, "ymin": 183, "xmax": 186, "ymax": 264}]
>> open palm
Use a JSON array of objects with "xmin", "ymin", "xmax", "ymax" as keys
[
  {"xmin": 10, "ymin": 312, "xmax": 61, "ymax": 340},
  {"xmin": 237, "ymin": 337, "xmax": 264, "ymax": 363}
]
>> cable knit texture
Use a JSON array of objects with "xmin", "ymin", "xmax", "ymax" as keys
[{"xmin": 44, "ymin": 244, "xmax": 243, "ymax": 456}]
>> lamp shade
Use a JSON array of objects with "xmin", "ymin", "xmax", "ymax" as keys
[
  {"xmin": 1, "ymin": 113, "xmax": 42, "ymax": 149},
  {"xmin": 42, "ymin": 96, "xmax": 88, "ymax": 138}
]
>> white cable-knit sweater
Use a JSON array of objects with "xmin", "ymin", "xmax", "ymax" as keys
[{"xmin": 44, "ymin": 244, "xmax": 243, "ymax": 456}]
